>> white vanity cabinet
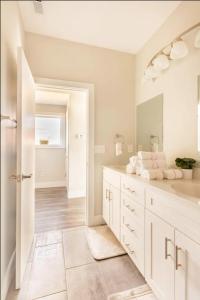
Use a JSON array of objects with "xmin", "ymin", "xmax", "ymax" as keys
[
  {"xmin": 103, "ymin": 168, "xmax": 121, "ymax": 240},
  {"xmin": 174, "ymin": 231, "xmax": 200, "ymax": 300},
  {"xmin": 145, "ymin": 211, "xmax": 175, "ymax": 300},
  {"xmin": 145, "ymin": 187, "xmax": 200, "ymax": 300},
  {"xmin": 102, "ymin": 166, "xmax": 200, "ymax": 300}
]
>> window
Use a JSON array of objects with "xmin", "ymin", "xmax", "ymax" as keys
[{"xmin": 35, "ymin": 115, "xmax": 64, "ymax": 147}]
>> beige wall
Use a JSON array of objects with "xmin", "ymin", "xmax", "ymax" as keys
[
  {"xmin": 25, "ymin": 33, "xmax": 135, "ymax": 217},
  {"xmin": 35, "ymin": 104, "xmax": 66, "ymax": 187},
  {"xmin": 135, "ymin": 1, "xmax": 200, "ymax": 165},
  {"xmin": 68, "ymin": 91, "xmax": 87, "ymax": 198},
  {"xmin": 1, "ymin": 1, "xmax": 25, "ymax": 297}
]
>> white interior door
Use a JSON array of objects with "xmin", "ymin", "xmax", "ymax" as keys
[
  {"xmin": 65, "ymin": 102, "xmax": 69, "ymax": 190},
  {"xmin": 16, "ymin": 47, "xmax": 35, "ymax": 289}
]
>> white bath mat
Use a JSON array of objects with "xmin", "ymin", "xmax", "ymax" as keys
[
  {"xmin": 107, "ymin": 284, "xmax": 156, "ymax": 300},
  {"xmin": 86, "ymin": 225, "xmax": 126, "ymax": 260}
]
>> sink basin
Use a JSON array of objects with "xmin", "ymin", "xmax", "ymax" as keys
[{"xmin": 172, "ymin": 182, "xmax": 200, "ymax": 199}]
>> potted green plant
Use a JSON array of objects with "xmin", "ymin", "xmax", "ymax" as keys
[{"xmin": 175, "ymin": 157, "xmax": 196, "ymax": 179}]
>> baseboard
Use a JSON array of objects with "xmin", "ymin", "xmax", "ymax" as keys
[
  {"xmin": 1, "ymin": 250, "xmax": 16, "ymax": 300},
  {"xmin": 35, "ymin": 181, "xmax": 66, "ymax": 188},
  {"xmin": 68, "ymin": 190, "xmax": 86, "ymax": 198},
  {"xmin": 91, "ymin": 214, "xmax": 105, "ymax": 226}
]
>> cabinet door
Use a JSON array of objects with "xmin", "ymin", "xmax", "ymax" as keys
[
  {"xmin": 110, "ymin": 185, "xmax": 121, "ymax": 240},
  {"xmin": 145, "ymin": 211, "xmax": 174, "ymax": 300},
  {"xmin": 175, "ymin": 231, "xmax": 200, "ymax": 300},
  {"xmin": 103, "ymin": 180, "xmax": 110, "ymax": 225}
]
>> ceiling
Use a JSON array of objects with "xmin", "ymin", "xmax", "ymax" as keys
[{"xmin": 19, "ymin": 1, "xmax": 180, "ymax": 54}]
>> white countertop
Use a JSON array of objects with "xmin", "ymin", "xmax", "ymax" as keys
[{"xmin": 103, "ymin": 165, "xmax": 200, "ymax": 208}]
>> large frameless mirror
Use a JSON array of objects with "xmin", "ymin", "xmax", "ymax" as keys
[{"xmin": 136, "ymin": 94, "xmax": 163, "ymax": 152}]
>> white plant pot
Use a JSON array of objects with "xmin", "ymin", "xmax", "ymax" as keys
[{"xmin": 182, "ymin": 169, "xmax": 193, "ymax": 180}]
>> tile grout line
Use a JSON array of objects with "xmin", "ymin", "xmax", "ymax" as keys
[{"xmin": 32, "ymin": 289, "xmax": 67, "ymax": 300}]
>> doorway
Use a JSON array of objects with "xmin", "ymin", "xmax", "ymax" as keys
[{"xmin": 34, "ymin": 78, "xmax": 95, "ymax": 232}]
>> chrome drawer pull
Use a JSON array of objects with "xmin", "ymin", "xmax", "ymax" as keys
[
  {"xmin": 123, "ymin": 184, "xmax": 135, "ymax": 193},
  {"xmin": 125, "ymin": 243, "xmax": 134, "ymax": 254},
  {"xmin": 165, "ymin": 237, "xmax": 171, "ymax": 259},
  {"xmin": 125, "ymin": 204, "xmax": 135, "ymax": 213},
  {"xmin": 175, "ymin": 246, "xmax": 182, "ymax": 270},
  {"xmin": 125, "ymin": 224, "xmax": 135, "ymax": 232}
]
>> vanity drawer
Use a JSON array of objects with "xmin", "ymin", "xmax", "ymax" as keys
[
  {"xmin": 121, "ymin": 193, "xmax": 144, "ymax": 226},
  {"xmin": 121, "ymin": 176, "xmax": 145, "ymax": 205},
  {"xmin": 103, "ymin": 168, "xmax": 121, "ymax": 189},
  {"xmin": 121, "ymin": 226, "xmax": 144, "ymax": 275},
  {"xmin": 121, "ymin": 213, "xmax": 144, "ymax": 246}
]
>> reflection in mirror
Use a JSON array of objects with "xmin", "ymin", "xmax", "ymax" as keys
[
  {"xmin": 137, "ymin": 94, "xmax": 163, "ymax": 152},
  {"xmin": 198, "ymin": 75, "xmax": 200, "ymax": 152}
]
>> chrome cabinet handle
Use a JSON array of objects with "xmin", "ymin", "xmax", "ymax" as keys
[
  {"xmin": 124, "ymin": 184, "xmax": 135, "ymax": 193},
  {"xmin": 125, "ymin": 204, "xmax": 135, "ymax": 213},
  {"xmin": 165, "ymin": 238, "xmax": 171, "ymax": 259},
  {"xmin": 109, "ymin": 190, "xmax": 112, "ymax": 201},
  {"xmin": 125, "ymin": 224, "xmax": 135, "ymax": 232},
  {"xmin": 125, "ymin": 243, "xmax": 134, "ymax": 254},
  {"xmin": 175, "ymin": 246, "xmax": 182, "ymax": 270},
  {"xmin": 22, "ymin": 173, "xmax": 32, "ymax": 180},
  {"xmin": 106, "ymin": 189, "xmax": 109, "ymax": 199}
]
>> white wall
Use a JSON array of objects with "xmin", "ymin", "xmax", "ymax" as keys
[
  {"xmin": 68, "ymin": 91, "xmax": 87, "ymax": 198},
  {"xmin": 1, "ymin": 2, "xmax": 25, "ymax": 298},
  {"xmin": 35, "ymin": 104, "xmax": 66, "ymax": 188},
  {"xmin": 135, "ymin": 1, "xmax": 200, "ymax": 165},
  {"xmin": 25, "ymin": 34, "xmax": 135, "ymax": 218}
]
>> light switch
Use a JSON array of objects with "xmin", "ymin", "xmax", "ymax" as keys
[{"xmin": 94, "ymin": 145, "xmax": 105, "ymax": 154}]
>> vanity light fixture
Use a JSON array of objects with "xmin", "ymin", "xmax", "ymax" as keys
[{"xmin": 144, "ymin": 22, "xmax": 200, "ymax": 81}]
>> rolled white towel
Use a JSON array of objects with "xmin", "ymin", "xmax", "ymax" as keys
[
  {"xmin": 155, "ymin": 159, "xmax": 167, "ymax": 169},
  {"xmin": 126, "ymin": 163, "xmax": 136, "ymax": 174},
  {"xmin": 138, "ymin": 159, "xmax": 157, "ymax": 170},
  {"xmin": 129, "ymin": 155, "xmax": 138, "ymax": 167},
  {"xmin": 141, "ymin": 169, "xmax": 164, "ymax": 180},
  {"xmin": 138, "ymin": 151, "xmax": 152, "ymax": 160},
  {"xmin": 163, "ymin": 169, "xmax": 183, "ymax": 180},
  {"xmin": 151, "ymin": 152, "xmax": 166, "ymax": 160}
]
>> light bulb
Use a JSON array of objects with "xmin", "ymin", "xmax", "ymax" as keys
[
  {"xmin": 170, "ymin": 40, "xmax": 188, "ymax": 60},
  {"xmin": 144, "ymin": 65, "xmax": 161, "ymax": 79},
  {"xmin": 152, "ymin": 54, "xmax": 169, "ymax": 70}
]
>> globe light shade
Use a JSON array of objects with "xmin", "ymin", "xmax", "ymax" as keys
[
  {"xmin": 170, "ymin": 40, "xmax": 188, "ymax": 60},
  {"xmin": 152, "ymin": 54, "xmax": 169, "ymax": 70},
  {"xmin": 144, "ymin": 65, "xmax": 161, "ymax": 79},
  {"xmin": 194, "ymin": 29, "xmax": 200, "ymax": 48}
]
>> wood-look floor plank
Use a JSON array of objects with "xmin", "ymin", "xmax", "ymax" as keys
[
  {"xmin": 63, "ymin": 228, "xmax": 95, "ymax": 268},
  {"xmin": 35, "ymin": 187, "xmax": 85, "ymax": 233}
]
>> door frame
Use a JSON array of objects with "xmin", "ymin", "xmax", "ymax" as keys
[{"xmin": 35, "ymin": 77, "xmax": 95, "ymax": 226}]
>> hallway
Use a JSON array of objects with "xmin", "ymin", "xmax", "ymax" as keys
[
  {"xmin": 35, "ymin": 187, "xmax": 85, "ymax": 233},
  {"xmin": 6, "ymin": 227, "xmax": 145, "ymax": 300}
]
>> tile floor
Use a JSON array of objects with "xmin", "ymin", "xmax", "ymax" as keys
[{"xmin": 6, "ymin": 227, "xmax": 146, "ymax": 300}]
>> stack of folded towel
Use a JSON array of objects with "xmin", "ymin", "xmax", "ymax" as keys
[
  {"xmin": 137, "ymin": 151, "xmax": 167, "ymax": 179},
  {"xmin": 126, "ymin": 151, "xmax": 183, "ymax": 180}
]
